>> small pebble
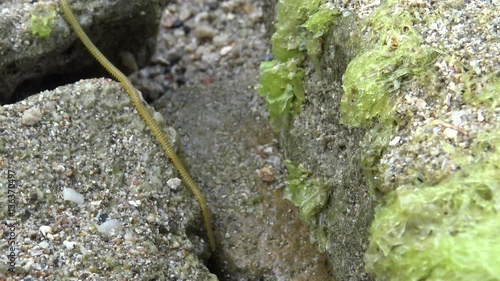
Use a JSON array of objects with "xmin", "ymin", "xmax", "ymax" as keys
[
  {"xmin": 63, "ymin": 241, "xmax": 76, "ymax": 250},
  {"xmin": 193, "ymin": 24, "xmax": 216, "ymax": 40},
  {"xmin": 21, "ymin": 107, "xmax": 42, "ymax": 126},
  {"xmin": 220, "ymin": 45, "xmax": 233, "ymax": 56},
  {"xmin": 389, "ymin": 136, "xmax": 401, "ymax": 146},
  {"xmin": 443, "ymin": 128, "xmax": 458, "ymax": 139},
  {"xmin": 97, "ymin": 219, "xmax": 121, "ymax": 235},
  {"xmin": 146, "ymin": 213, "xmax": 156, "ymax": 223},
  {"xmin": 39, "ymin": 225, "xmax": 52, "ymax": 236},
  {"xmin": 167, "ymin": 178, "xmax": 182, "ymax": 190},
  {"xmin": 213, "ymin": 34, "xmax": 229, "ymax": 47},
  {"xmin": 161, "ymin": 9, "xmax": 176, "ymax": 28}
]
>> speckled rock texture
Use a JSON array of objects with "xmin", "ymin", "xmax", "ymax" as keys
[
  {"xmin": 0, "ymin": 79, "xmax": 217, "ymax": 280},
  {"xmin": 155, "ymin": 70, "xmax": 334, "ymax": 280},
  {"xmin": 282, "ymin": 13, "xmax": 372, "ymax": 281},
  {"xmin": 149, "ymin": 0, "xmax": 337, "ymax": 279},
  {"xmin": 269, "ymin": 0, "xmax": 500, "ymax": 280},
  {"xmin": 0, "ymin": 0, "xmax": 161, "ymax": 104}
]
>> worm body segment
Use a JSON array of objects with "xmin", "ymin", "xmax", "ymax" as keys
[{"xmin": 58, "ymin": 0, "xmax": 216, "ymax": 251}]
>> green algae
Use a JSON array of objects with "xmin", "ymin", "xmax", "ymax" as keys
[
  {"xmin": 283, "ymin": 160, "xmax": 329, "ymax": 220},
  {"xmin": 258, "ymin": 60, "xmax": 305, "ymax": 131},
  {"xmin": 258, "ymin": 0, "xmax": 340, "ymax": 131},
  {"xmin": 464, "ymin": 73, "xmax": 500, "ymax": 114},
  {"xmin": 30, "ymin": 4, "xmax": 57, "ymax": 38},
  {"xmin": 365, "ymin": 129, "xmax": 500, "ymax": 280}
]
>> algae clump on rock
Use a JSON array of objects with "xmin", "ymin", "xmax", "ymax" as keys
[
  {"xmin": 30, "ymin": 3, "xmax": 57, "ymax": 38},
  {"xmin": 345, "ymin": 1, "xmax": 500, "ymax": 280},
  {"xmin": 258, "ymin": 0, "xmax": 340, "ymax": 131},
  {"xmin": 340, "ymin": 0, "xmax": 437, "ymax": 129},
  {"xmin": 283, "ymin": 160, "xmax": 329, "ymax": 220},
  {"xmin": 365, "ymin": 128, "xmax": 500, "ymax": 280}
]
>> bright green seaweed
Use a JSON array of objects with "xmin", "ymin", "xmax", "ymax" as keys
[
  {"xmin": 30, "ymin": 4, "xmax": 57, "ymax": 38},
  {"xmin": 284, "ymin": 161, "xmax": 328, "ymax": 220},
  {"xmin": 365, "ymin": 128, "xmax": 500, "ymax": 280},
  {"xmin": 258, "ymin": 0, "xmax": 340, "ymax": 131},
  {"xmin": 342, "ymin": 1, "xmax": 500, "ymax": 279},
  {"xmin": 340, "ymin": 0, "xmax": 437, "ymax": 129}
]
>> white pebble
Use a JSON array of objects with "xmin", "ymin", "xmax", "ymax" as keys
[
  {"xmin": 38, "ymin": 241, "xmax": 49, "ymax": 249},
  {"xmin": 97, "ymin": 219, "xmax": 121, "ymax": 235},
  {"xmin": 443, "ymin": 128, "xmax": 458, "ymax": 139},
  {"xmin": 167, "ymin": 178, "xmax": 182, "ymax": 190},
  {"xmin": 63, "ymin": 241, "xmax": 76, "ymax": 250},
  {"xmin": 263, "ymin": 146, "xmax": 273, "ymax": 154},
  {"xmin": 477, "ymin": 110, "xmax": 485, "ymax": 122},
  {"xmin": 469, "ymin": 60, "xmax": 481, "ymax": 75},
  {"xmin": 21, "ymin": 107, "xmax": 42, "ymax": 126},
  {"xmin": 63, "ymin": 188, "xmax": 84, "ymax": 205},
  {"xmin": 389, "ymin": 136, "xmax": 401, "ymax": 146},
  {"xmin": 146, "ymin": 213, "xmax": 156, "ymax": 223},
  {"xmin": 128, "ymin": 200, "xmax": 141, "ymax": 207},
  {"xmin": 39, "ymin": 225, "xmax": 52, "ymax": 236},
  {"xmin": 193, "ymin": 24, "xmax": 216, "ymax": 39}
]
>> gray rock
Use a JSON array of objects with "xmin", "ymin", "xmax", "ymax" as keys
[
  {"xmin": 155, "ymin": 70, "xmax": 334, "ymax": 280},
  {"xmin": 261, "ymin": 0, "xmax": 500, "ymax": 280},
  {"xmin": 0, "ymin": 79, "xmax": 217, "ymax": 280},
  {"xmin": 0, "ymin": 0, "xmax": 161, "ymax": 104}
]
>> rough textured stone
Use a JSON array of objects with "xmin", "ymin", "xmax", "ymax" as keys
[
  {"xmin": 260, "ymin": 0, "xmax": 499, "ymax": 280},
  {"xmin": 283, "ymin": 17, "xmax": 373, "ymax": 280},
  {"xmin": 0, "ymin": 79, "xmax": 216, "ymax": 280},
  {"xmin": 155, "ymin": 70, "xmax": 334, "ymax": 280},
  {"xmin": 0, "ymin": 0, "xmax": 161, "ymax": 104}
]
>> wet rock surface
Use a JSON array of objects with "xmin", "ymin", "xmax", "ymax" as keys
[
  {"xmin": 155, "ymin": 69, "xmax": 334, "ymax": 280},
  {"xmin": 0, "ymin": 79, "xmax": 217, "ymax": 280},
  {"xmin": 0, "ymin": 0, "xmax": 160, "ymax": 104}
]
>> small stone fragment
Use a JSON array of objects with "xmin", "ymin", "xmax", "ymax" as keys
[
  {"xmin": 220, "ymin": 45, "xmax": 233, "ymax": 56},
  {"xmin": 212, "ymin": 34, "xmax": 229, "ymax": 47},
  {"xmin": 63, "ymin": 241, "xmax": 76, "ymax": 249},
  {"xmin": 443, "ymin": 127, "xmax": 458, "ymax": 139},
  {"xmin": 97, "ymin": 219, "xmax": 121, "ymax": 235},
  {"xmin": 193, "ymin": 24, "xmax": 216, "ymax": 40},
  {"xmin": 39, "ymin": 225, "xmax": 52, "ymax": 236},
  {"xmin": 63, "ymin": 187, "xmax": 84, "ymax": 205},
  {"xmin": 389, "ymin": 136, "xmax": 401, "ymax": 146},
  {"xmin": 167, "ymin": 178, "xmax": 182, "ymax": 190},
  {"xmin": 258, "ymin": 167, "xmax": 275, "ymax": 183},
  {"xmin": 21, "ymin": 107, "xmax": 42, "ymax": 126}
]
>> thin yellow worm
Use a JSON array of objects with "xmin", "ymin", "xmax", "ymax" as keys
[{"xmin": 58, "ymin": 0, "xmax": 216, "ymax": 251}]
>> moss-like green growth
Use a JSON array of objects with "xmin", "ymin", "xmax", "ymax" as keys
[
  {"xmin": 283, "ymin": 160, "xmax": 328, "ymax": 220},
  {"xmin": 30, "ymin": 4, "xmax": 57, "ymax": 38},
  {"xmin": 302, "ymin": 3, "xmax": 340, "ymax": 60},
  {"xmin": 340, "ymin": 0, "xmax": 437, "ymax": 128},
  {"xmin": 351, "ymin": 1, "xmax": 500, "ymax": 278},
  {"xmin": 258, "ymin": 0, "xmax": 340, "ymax": 131},
  {"xmin": 258, "ymin": 60, "xmax": 305, "ymax": 130},
  {"xmin": 464, "ymin": 73, "xmax": 500, "ymax": 113},
  {"xmin": 365, "ymin": 129, "xmax": 500, "ymax": 280}
]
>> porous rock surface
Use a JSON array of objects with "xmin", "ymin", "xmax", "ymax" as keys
[
  {"xmin": 276, "ymin": 0, "xmax": 500, "ymax": 280},
  {"xmin": 0, "ymin": 79, "xmax": 217, "ymax": 280},
  {"xmin": 0, "ymin": 0, "xmax": 161, "ymax": 104}
]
